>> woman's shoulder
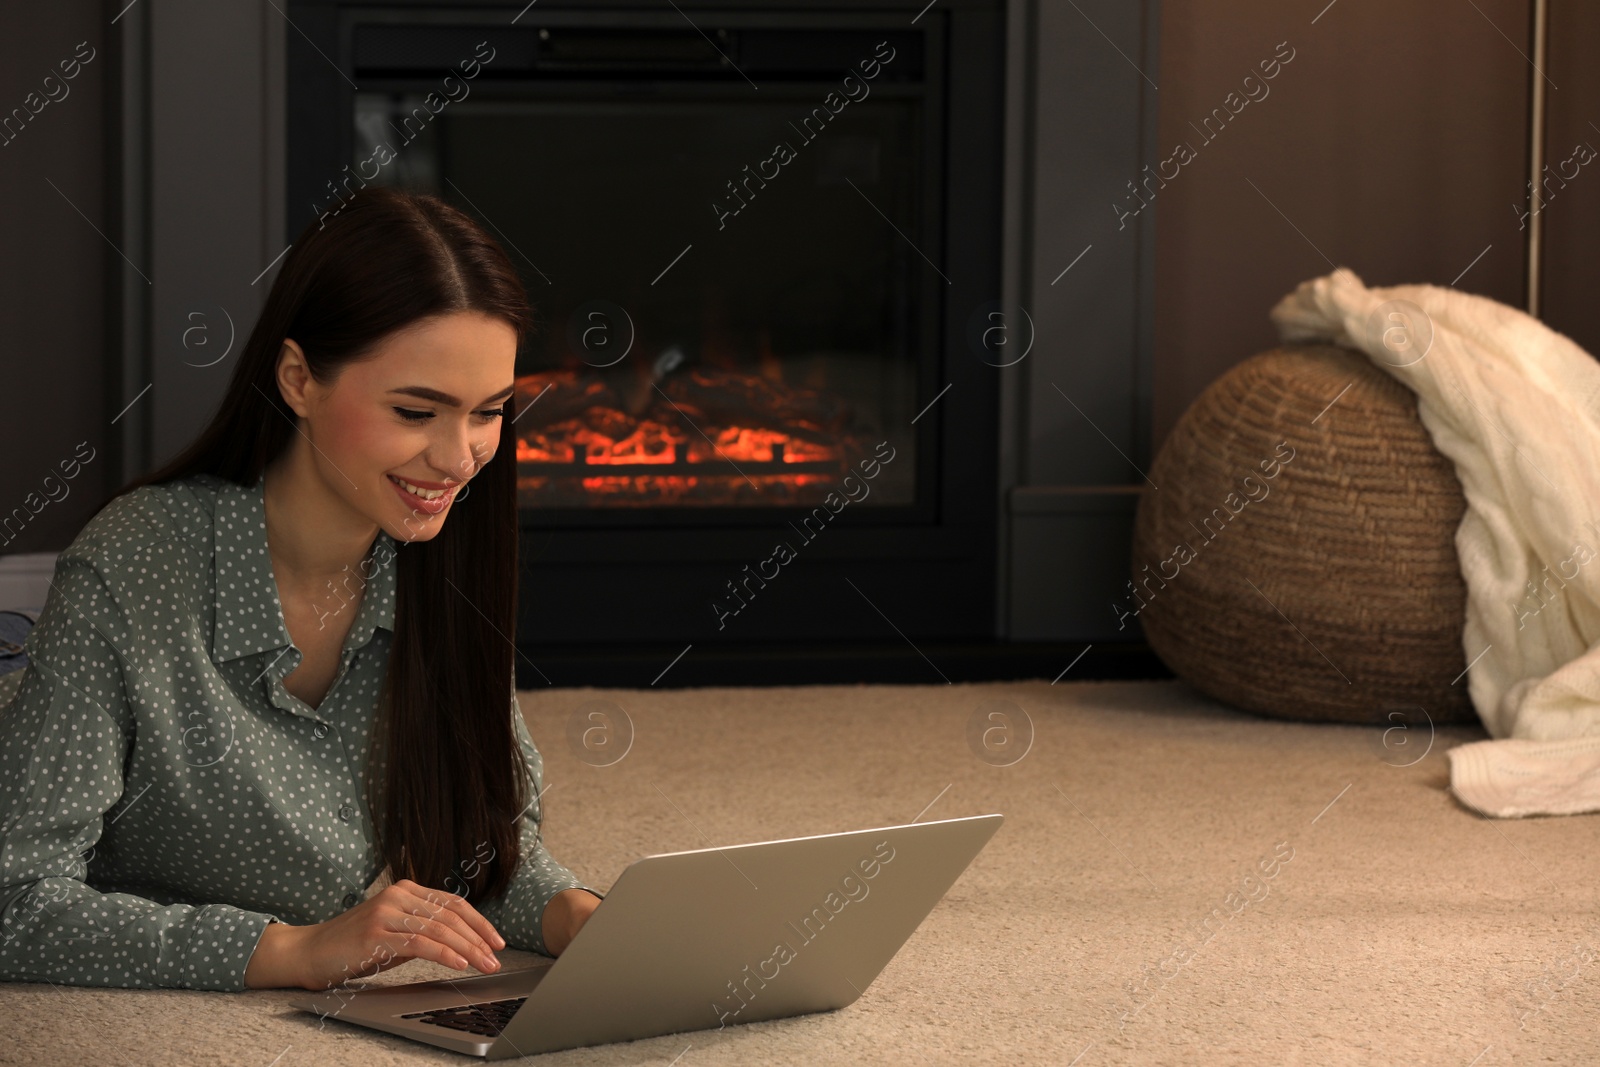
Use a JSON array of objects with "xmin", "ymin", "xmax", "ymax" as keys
[
  {"xmin": 32, "ymin": 475, "xmax": 233, "ymax": 654},
  {"xmin": 61, "ymin": 473, "xmax": 232, "ymax": 573}
]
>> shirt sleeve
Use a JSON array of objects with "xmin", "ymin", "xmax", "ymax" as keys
[
  {"xmin": 0, "ymin": 553, "xmax": 279, "ymax": 990},
  {"xmin": 472, "ymin": 688, "xmax": 604, "ymax": 956}
]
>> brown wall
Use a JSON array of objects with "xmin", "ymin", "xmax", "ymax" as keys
[
  {"xmin": 1539, "ymin": 0, "xmax": 1600, "ymax": 354},
  {"xmin": 0, "ymin": 5, "xmax": 110, "ymax": 555},
  {"xmin": 5, "ymin": 1, "xmax": 1593, "ymax": 558},
  {"xmin": 1152, "ymin": 0, "xmax": 1536, "ymax": 448}
]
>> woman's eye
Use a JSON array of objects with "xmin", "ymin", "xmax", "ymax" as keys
[{"xmin": 394, "ymin": 406, "xmax": 504, "ymax": 423}]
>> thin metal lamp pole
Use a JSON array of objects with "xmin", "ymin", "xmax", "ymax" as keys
[{"xmin": 1526, "ymin": 0, "xmax": 1549, "ymax": 317}]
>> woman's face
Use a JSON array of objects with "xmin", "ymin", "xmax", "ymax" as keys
[{"xmin": 283, "ymin": 310, "xmax": 518, "ymax": 543}]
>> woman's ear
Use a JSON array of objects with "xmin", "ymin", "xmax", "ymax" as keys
[{"xmin": 275, "ymin": 338, "xmax": 314, "ymax": 418}]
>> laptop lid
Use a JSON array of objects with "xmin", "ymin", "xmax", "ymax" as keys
[{"xmin": 485, "ymin": 813, "xmax": 1003, "ymax": 1059}]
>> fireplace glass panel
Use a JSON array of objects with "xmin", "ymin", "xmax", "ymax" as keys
[{"xmin": 353, "ymin": 91, "xmax": 923, "ymax": 510}]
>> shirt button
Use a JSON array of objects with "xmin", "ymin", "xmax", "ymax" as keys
[
  {"xmin": 312, "ymin": 723, "xmax": 328, "ymax": 739},
  {"xmin": 343, "ymin": 891, "xmax": 360, "ymax": 909},
  {"xmin": 338, "ymin": 803, "xmax": 355, "ymax": 822}
]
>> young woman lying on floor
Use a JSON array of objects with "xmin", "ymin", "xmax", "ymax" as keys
[{"xmin": 0, "ymin": 186, "xmax": 602, "ymax": 991}]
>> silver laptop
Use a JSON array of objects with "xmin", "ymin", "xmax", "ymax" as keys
[{"xmin": 290, "ymin": 813, "xmax": 1003, "ymax": 1058}]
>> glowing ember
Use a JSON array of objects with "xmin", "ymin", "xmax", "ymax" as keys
[{"xmin": 513, "ymin": 367, "xmax": 872, "ymax": 507}]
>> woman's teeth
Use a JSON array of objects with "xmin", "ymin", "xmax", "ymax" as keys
[{"xmin": 390, "ymin": 475, "xmax": 447, "ymax": 500}]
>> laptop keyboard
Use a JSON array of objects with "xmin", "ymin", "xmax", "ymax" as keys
[{"xmin": 401, "ymin": 996, "xmax": 528, "ymax": 1038}]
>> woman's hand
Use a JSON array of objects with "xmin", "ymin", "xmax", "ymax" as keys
[
  {"xmin": 244, "ymin": 878, "xmax": 506, "ymax": 990},
  {"xmin": 541, "ymin": 888, "xmax": 602, "ymax": 957}
]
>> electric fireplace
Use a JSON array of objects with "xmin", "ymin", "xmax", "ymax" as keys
[{"xmin": 287, "ymin": 1, "xmax": 1006, "ymax": 678}]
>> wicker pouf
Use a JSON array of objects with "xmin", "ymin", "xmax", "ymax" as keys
[{"xmin": 1131, "ymin": 344, "xmax": 1476, "ymax": 725}]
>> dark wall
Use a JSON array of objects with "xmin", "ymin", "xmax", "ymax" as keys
[
  {"xmin": 1151, "ymin": 0, "xmax": 1537, "ymax": 448},
  {"xmin": 0, "ymin": 4, "xmax": 110, "ymax": 555},
  {"xmin": 1539, "ymin": 0, "xmax": 1600, "ymax": 354},
  {"xmin": 7, "ymin": 0, "xmax": 1595, "ymax": 571}
]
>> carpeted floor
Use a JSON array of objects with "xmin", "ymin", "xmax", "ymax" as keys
[{"xmin": 3, "ymin": 678, "xmax": 1597, "ymax": 1066}]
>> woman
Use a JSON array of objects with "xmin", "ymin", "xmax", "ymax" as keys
[{"xmin": 0, "ymin": 186, "xmax": 601, "ymax": 991}]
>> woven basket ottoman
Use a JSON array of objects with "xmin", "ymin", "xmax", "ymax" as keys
[{"xmin": 1130, "ymin": 344, "xmax": 1477, "ymax": 725}]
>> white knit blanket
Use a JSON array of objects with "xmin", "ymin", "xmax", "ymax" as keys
[{"xmin": 1270, "ymin": 269, "xmax": 1600, "ymax": 818}]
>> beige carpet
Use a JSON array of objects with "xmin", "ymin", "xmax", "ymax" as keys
[{"xmin": 3, "ymin": 679, "xmax": 1597, "ymax": 1066}]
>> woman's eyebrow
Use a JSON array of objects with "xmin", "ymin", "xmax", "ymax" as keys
[{"xmin": 389, "ymin": 384, "xmax": 516, "ymax": 407}]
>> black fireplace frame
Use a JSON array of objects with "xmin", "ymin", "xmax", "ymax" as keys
[{"xmin": 286, "ymin": 0, "xmax": 1007, "ymax": 676}]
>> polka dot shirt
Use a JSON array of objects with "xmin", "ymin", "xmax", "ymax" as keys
[{"xmin": 0, "ymin": 473, "xmax": 598, "ymax": 990}]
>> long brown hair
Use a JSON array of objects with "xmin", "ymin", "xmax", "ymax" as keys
[{"xmin": 117, "ymin": 186, "xmax": 533, "ymax": 902}]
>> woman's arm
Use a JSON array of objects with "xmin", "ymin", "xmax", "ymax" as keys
[
  {"xmin": 0, "ymin": 554, "xmax": 279, "ymax": 990},
  {"xmin": 243, "ymin": 879, "xmax": 511, "ymax": 989},
  {"xmin": 541, "ymin": 887, "xmax": 602, "ymax": 956},
  {"xmin": 471, "ymin": 690, "xmax": 605, "ymax": 957}
]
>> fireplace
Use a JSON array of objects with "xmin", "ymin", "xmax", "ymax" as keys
[
  {"xmin": 512, "ymin": 363, "xmax": 915, "ymax": 510},
  {"xmin": 287, "ymin": 1, "xmax": 1007, "ymax": 680}
]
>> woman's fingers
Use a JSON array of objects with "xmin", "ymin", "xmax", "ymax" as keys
[
  {"xmin": 437, "ymin": 890, "xmax": 507, "ymax": 950},
  {"xmin": 386, "ymin": 882, "xmax": 501, "ymax": 971},
  {"xmin": 375, "ymin": 922, "xmax": 477, "ymax": 971},
  {"xmin": 394, "ymin": 882, "xmax": 497, "ymax": 961},
  {"xmin": 287, "ymin": 877, "xmax": 517, "ymax": 989},
  {"xmin": 392, "ymin": 912, "xmax": 498, "ymax": 972},
  {"xmin": 394, "ymin": 879, "xmax": 505, "ymax": 951}
]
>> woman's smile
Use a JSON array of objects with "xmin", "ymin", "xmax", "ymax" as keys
[{"xmin": 387, "ymin": 473, "xmax": 458, "ymax": 514}]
